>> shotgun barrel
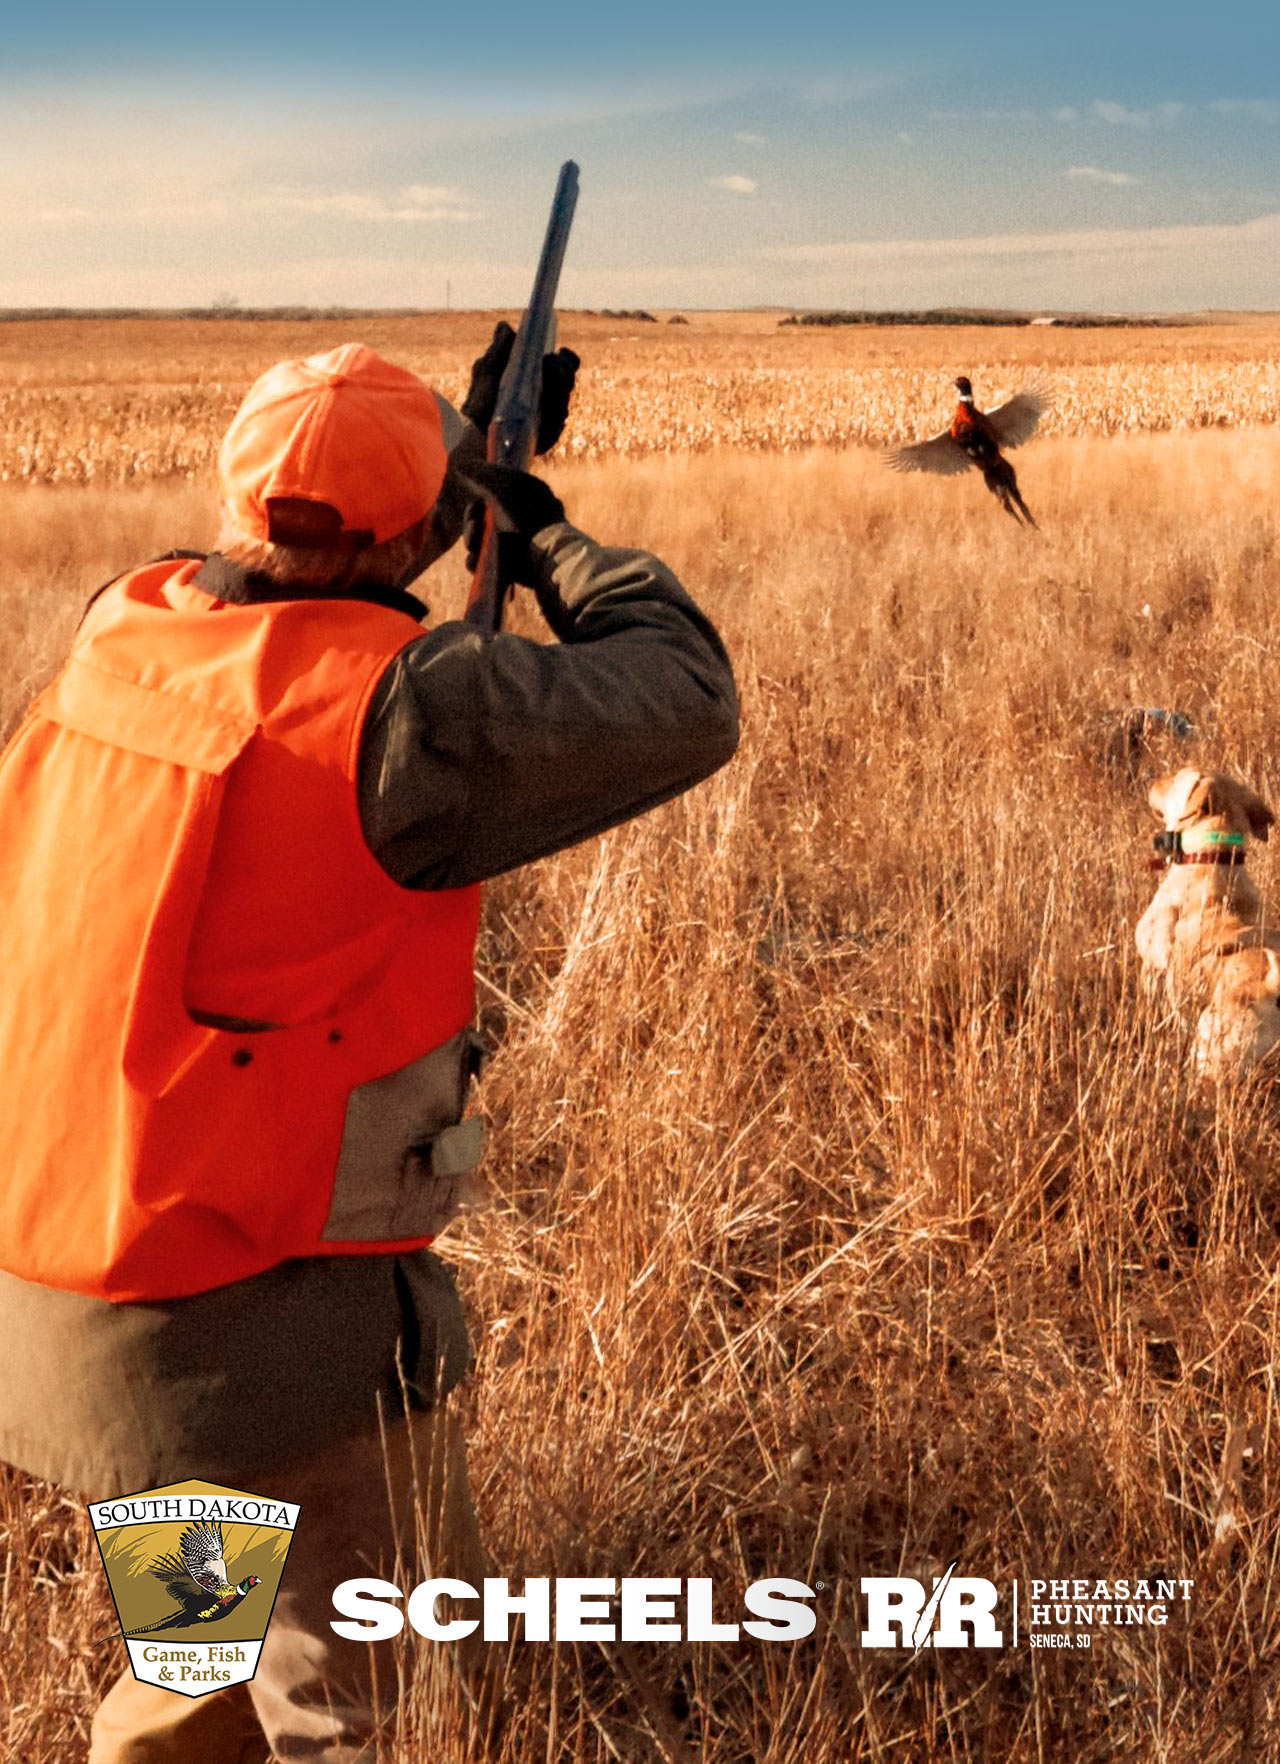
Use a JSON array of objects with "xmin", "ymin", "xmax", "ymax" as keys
[{"xmin": 465, "ymin": 160, "xmax": 579, "ymax": 633}]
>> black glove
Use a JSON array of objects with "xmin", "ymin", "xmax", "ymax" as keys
[
  {"xmin": 535, "ymin": 346, "xmax": 580, "ymax": 453},
  {"xmin": 459, "ymin": 321, "xmax": 515, "ymax": 431},
  {"xmin": 460, "ymin": 321, "xmax": 580, "ymax": 454},
  {"xmin": 459, "ymin": 462, "xmax": 566, "ymax": 585}
]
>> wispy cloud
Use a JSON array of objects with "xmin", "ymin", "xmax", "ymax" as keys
[
  {"xmin": 1208, "ymin": 98, "xmax": 1280, "ymax": 123},
  {"xmin": 761, "ymin": 211, "xmax": 1280, "ymax": 265},
  {"xmin": 753, "ymin": 213, "xmax": 1280, "ymax": 314},
  {"xmin": 263, "ymin": 185, "xmax": 481, "ymax": 222},
  {"xmin": 1092, "ymin": 100, "xmax": 1148, "ymax": 126},
  {"xmin": 929, "ymin": 100, "xmax": 1188, "ymax": 129},
  {"xmin": 32, "ymin": 185, "xmax": 484, "ymax": 226},
  {"xmin": 927, "ymin": 107, "xmax": 1036, "ymax": 123},
  {"xmin": 1067, "ymin": 164, "xmax": 1138, "ymax": 186},
  {"xmin": 1092, "ymin": 99, "xmax": 1185, "ymax": 127},
  {"xmin": 134, "ymin": 200, "xmax": 233, "ymax": 221},
  {"xmin": 897, "ymin": 131, "xmax": 916, "ymax": 145},
  {"xmin": 402, "ymin": 183, "xmax": 471, "ymax": 206},
  {"xmin": 709, "ymin": 174, "xmax": 757, "ymax": 195},
  {"xmin": 733, "ymin": 130, "xmax": 766, "ymax": 145}
]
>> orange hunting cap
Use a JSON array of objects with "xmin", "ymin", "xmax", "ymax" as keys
[{"xmin": 218, "ymin": 343, "xmax": 447, "ymax": 548}]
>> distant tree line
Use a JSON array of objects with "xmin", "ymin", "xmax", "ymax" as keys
[
  {"xmin": 0, "ymin": 305, "xmax": 1193, "ymax": 328},
  {"xmin": 779, "ymin": 309, "xmax": 1189, "ymax": 329}
]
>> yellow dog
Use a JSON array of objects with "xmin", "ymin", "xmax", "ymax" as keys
[{"xmin": 1136, "ymin": 767, "xmax": 1280, "ymax": 1077}]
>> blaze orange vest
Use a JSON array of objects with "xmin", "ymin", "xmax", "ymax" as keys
[{"xmin": 0, "ymin": 558, "xmax": 480, "ymax": 1302}]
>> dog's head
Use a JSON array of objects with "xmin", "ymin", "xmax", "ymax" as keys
[{"xmin": 1148, "ymin": 768, "xmax": 1275, "ymax": 843}]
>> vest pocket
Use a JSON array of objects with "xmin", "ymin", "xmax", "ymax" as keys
[{"xmin": 322, "ymin": 1026, "xmax": 488, "ymax": 1243}]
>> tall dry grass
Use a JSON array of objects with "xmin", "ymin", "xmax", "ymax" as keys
[{"xmin": 4, "ymin": 402, "xmax": 1280, "ymax": 1759}]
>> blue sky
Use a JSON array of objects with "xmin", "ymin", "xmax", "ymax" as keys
[{"xmin": 2, "ymin": 2, "xmax": 1278, "ymax": 310}]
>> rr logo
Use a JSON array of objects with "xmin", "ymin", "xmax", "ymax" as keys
[{"xmin": 861, "ymin": 1564, "xmax": 1003, "ymax": 1649}]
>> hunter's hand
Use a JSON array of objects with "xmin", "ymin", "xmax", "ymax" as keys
[
  {"xmin": 535, "ymin": 346, "xmax": 579, "ymax": 453},
  {"xmin": 460, "ymin": 321, "xmax": 580, "ymax": 454},
  {"xmin": 460, "ymin": 322, "xmax": 515, "ymax": 432},
  {"xmin": 459, "ymin": 462, "xmax": 566, "ymax": 585}
]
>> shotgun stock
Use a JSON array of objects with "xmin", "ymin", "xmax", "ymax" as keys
[{"xmin": 465, "ymin": 160, "xmax": 579, "ymax": 633}]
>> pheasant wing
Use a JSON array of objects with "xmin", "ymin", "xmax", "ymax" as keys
[
  {"xmin": 883, "ymin": 429, "xmax": 970, "ymax": 476},
  {"xmin": 149, "ymin": 1551, "xmax": 189, "ymax": 1582},
  {"xmin": 147, "ymin": 1554, "xmax": 207, "ymax": 1613},
  {"xmin": 986, "ymin": 385, "xmax": 1052, "ymax": 449},
  {"xmin": 179, "ymin": 1520, "xmax": 233, "ymax": 1594}
]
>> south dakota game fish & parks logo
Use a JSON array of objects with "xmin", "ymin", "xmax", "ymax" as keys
[{"xmin": 89, "ymin": 1480, "xmax": 298, "ymax": 1696}]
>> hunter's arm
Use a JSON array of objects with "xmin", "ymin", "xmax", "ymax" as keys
[{"xmin": 357, "ymin": 523, "xmax": 739, "ymax": 889}]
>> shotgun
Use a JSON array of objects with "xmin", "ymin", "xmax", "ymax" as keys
[{"xmin": 465, "ymin": 160, "xmax": 580, "ymax": 633}]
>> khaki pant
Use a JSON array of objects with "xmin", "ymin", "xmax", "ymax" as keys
[{"xmin": 89, "ymin": 1405, "xmax": 491, "ymax": 1764}]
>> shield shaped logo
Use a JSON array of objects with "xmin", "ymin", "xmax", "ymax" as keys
[{"xmin": 89, "ymin": 1479, "xmax": 299, "ymax": 1697}]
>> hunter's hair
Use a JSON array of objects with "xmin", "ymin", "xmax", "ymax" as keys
[{"xmin": 216, "ymin": 512, "xmax": 430, "ymax": 590}]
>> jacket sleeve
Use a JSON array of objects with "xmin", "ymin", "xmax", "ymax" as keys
[{"xmin": 357, "ymin": 521, "xmax": 740, "ymax": 889}]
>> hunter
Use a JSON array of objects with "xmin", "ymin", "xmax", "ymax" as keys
[{"xmin": 0, "ymin": 329, "xmax": 738, "ymax": 1763}]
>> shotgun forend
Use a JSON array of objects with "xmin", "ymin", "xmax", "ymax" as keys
[{"xmin": 465, "ymin": 160, "xmax": 580, "ymax": 633}]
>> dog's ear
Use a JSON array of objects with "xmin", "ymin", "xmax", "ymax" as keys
[
  {"xmin": 1202, "ymin": 774, "xmax": 1275, "ymax": 841},
  {"xmin": 1238, "ymin": 784, "xmax": 1275, "ymax": 843}
]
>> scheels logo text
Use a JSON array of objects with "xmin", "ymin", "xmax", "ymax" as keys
[
  {"xmin": 332, "ymin": 1577, "xmax": 818, "ymax": 1644},
  {"xmin": 331, "ymin": 1566, "xmax": 1194, "ymax": 1649}
]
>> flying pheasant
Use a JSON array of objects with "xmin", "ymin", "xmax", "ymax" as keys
[
  {"xmin": 126, "ymin": 1520, "xmax": 261, "ymax": 1636},
  {"xmin": 886, "ymin": 376, "xmax": 1051, "ymax": 526}
]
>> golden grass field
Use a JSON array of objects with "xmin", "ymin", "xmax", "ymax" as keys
[{"xmin": 3, "ymin": 316, "xmax": 1280, "ymax": 1762}]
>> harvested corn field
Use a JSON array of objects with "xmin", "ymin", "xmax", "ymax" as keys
[{"xmin": 1, "ymin": 313, "xmax": 1278, "ymax": 485}]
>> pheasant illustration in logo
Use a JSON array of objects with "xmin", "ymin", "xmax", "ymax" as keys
[
  {"xmin": 126, "ymin": 1520, "xmax": 261, "ymax": 1635},
  {"xmin": 886, "ymin": 377, "xmax": 1052, "ymax": 526}
]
